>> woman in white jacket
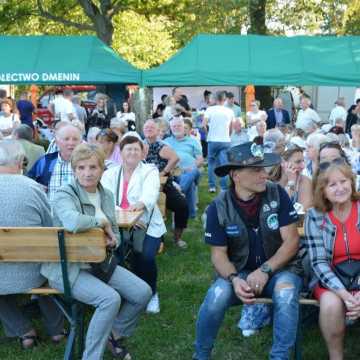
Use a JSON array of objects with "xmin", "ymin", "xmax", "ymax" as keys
[{"xmin": 102, "ymin": 135, "xmax": 166, "ymax": 314}]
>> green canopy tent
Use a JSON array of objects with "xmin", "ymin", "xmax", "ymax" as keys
[
  {"xmin": 0, "ymin": 35, "xmax": 141, "ymax": 84},
  {"xmin": 143, "ymin": 34, "xmax": 360, "ymax": 87}
]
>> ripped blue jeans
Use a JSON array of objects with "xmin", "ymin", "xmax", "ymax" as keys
[{"xmin": 194, "ymin": 270, "xmax": 302, "ymax": 360}]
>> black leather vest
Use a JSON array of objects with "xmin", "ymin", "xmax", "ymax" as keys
[{"xmin": 214, "ymin": 182, "xmax": 302, "ymax": 275}]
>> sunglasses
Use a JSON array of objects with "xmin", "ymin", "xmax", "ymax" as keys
[{"xmin": 318, "ymin": 157, "xmax": 347, "ymax": 172}]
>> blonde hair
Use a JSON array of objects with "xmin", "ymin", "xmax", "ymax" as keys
[
  {"xmin": 71, "ymin": 143, "xmax": 106, "ymax": 171},
  {"xmin": 313, "ymin": 162, "xmax": 360, "ymax": 212}
]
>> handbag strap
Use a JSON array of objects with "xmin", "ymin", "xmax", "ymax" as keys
[
  {"xmin": 115, "ymin": 165, "xmax": 156, "ymax": 228},
  {"xmin": 115, "ymin": 166, "xmax": 123, "ymax": 207},
  {"xmin": 341, "ymin": 223, "xmax": 352, "ymax": 261}
]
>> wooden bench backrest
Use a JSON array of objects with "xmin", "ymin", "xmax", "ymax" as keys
[{"xmin": 0, "ymin": 227, "xmax": 106, "ymax": 263}]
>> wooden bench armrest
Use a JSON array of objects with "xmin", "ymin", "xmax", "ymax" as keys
[
  {"xmin": 27, "ymin": 287, "xmax": 61, "ymax": 295},
  {"xmin": 254, "ymin": 298, "xmax": 319, "ymax": 306}
]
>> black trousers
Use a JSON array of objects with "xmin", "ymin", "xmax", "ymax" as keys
[{"xmin": 164, "ymin": 181, "xmax": 189, "ymax": 229}]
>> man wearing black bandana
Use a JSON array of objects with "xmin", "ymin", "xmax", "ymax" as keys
[{"xmin": 193, "ymin": 142, "xmax": 302, "ymax": 360}]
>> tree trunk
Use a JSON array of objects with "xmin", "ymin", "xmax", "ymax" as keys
[
  {"xmin": 93, "ymin": 14, "xmax": 114, "ymax": 45},
  {"xmin": 248, "ymin": 0, "xmax": 267, "ymax": 35},
  {"xmin": 248, "ymin": 0, "xmax": 273, "ymax": 111}
]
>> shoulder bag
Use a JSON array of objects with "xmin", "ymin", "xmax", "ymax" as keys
[{"xmin": 333, "ymin": 223, "xmax": 360, "ymax": 291}]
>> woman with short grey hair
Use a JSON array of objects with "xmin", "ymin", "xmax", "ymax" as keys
[
  {"xmin": 0, "ymin": 140, "xmax": 64, "ymax": 349},
  {"xmin": 42, "ymin": 143, "xmax": 151, "ymax": 360}
]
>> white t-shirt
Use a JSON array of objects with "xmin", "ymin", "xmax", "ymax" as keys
[
  {"xmin": 328, "ymin": 105, "xmax": 347, "ymax": 125},
  {"xmin": 86, "ymin": 190, "xmax": 108, "ymax": 224},
  {"xmin": 0, "ymin": 114, "xmax": 20, "ymax": 138},
  {"xmin": 51, "ymin": 96, "xmax": 75, "ymax": 122},
  {"xmin": 0, "ymin": 114, "xmax": 20, "ymax": 130},
  {"xmin": 116, "ymin": 112, "xmax": 135, "ymax": 122},
  {"xmin": 246, "ymin": 110, "xmax": 267, "ymax": 126},
  {"xmin": 296, "ymin": 108, "xmax": 321, "ymax": 132},
  {"xmin": 204, "ymin": 105, "xmax": 234, "ymax": 142}
]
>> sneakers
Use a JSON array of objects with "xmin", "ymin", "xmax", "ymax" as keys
[
  {"xmin": 242, "ymin": 329, "xmax": 258, "ymax": 337},
  {"xmin": 175, "ymin": 239, "xmax": 188, "ymax": 249},
  {"xmin": 208, "ymin": 187, "xmax": 216, "ymax": 193},
  {"xmin": 146, "ymin": 293, "xmax": 160, "ymax": 314}
]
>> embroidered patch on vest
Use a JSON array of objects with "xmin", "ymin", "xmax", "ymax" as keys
[
  {"xmin": 225, "ymin": 224, "xmax": 240, "ymax": 236},
  {"xmin": 266, "ymin": 213, "xmax": 279, "ymax": 230},
  {"xmin": 270, "ymin": 201, "xmax": 278, "ymax": 209},
  {"xmin": 263, "ymin": 204, "xmax": 271, "ymax": 212}
]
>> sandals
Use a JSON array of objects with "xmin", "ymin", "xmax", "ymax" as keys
[
  {"xmin": 107, "ymin": 333, "xmax": 132, "ymax": 360},
  {"xmin": 19, "ymin": 334, "xmax": 38, "ymax": 350},
  {"xmin": 51, "ymin": 329, "xmax": 68, "ymax": 344}
]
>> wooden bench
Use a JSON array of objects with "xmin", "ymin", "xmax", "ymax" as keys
[{"xmin": 0, "ymin": 227, "xmax": 106, "ymax": 360}]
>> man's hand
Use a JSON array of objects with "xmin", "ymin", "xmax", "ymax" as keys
[
  {"xmin": 232, "ymin": 277, "xmax": 255, "ymax": 304},
  {"xmin": 246, "ymin": 269, "xmax": 269, "ymax": 295}
]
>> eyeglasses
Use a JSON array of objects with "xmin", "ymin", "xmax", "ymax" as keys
[{"xmin": 318, "ymin": 157, "xmax": 347, "ymax": 172}]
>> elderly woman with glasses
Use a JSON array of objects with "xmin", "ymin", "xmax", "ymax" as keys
[
  {"xmin": 305, "ymin": 159, "xmax": 360, "ymax": 360},
  {"xmin": 42, "ymin": 143, "xmax": 152, "ymax": 360}
]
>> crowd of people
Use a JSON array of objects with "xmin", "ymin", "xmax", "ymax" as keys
[{"xmin": 0, "ymin": 86, "xmax": 359, "ymax": 360}]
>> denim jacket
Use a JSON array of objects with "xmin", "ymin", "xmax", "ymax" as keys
[
  {"xmin": 41, "ymin": 178, "xmax": 119, "ymax": 286},
  {"xmin": 304, "ymin": 201, "xmax": 360, "ymax": 291}
]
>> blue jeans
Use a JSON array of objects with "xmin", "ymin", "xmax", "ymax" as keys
[
  {"xmin": 177, "ymin": 168, "xmax": 201, "ymax": 218},
  {"xmin": 207, "ymin": 141, "xmax": 230, "ymax": 190},
  {"xmin": 132, "ymin": 234, "xmax": 161, "ymax": 294},
  {"xmin": 194, "ymin": 270, "xmax": 302, "ymax": 360}
]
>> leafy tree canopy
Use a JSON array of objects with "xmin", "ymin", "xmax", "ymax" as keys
[{"xmin": 0, "ymin": 0, "xmax": 358, "ymax": 70}]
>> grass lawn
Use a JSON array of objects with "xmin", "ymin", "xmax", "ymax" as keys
[{"xmin": 1, "ymin": 176, "xmax": 360, "ymax": 359}]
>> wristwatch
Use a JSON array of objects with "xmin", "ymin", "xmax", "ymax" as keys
[
  {"xmin": 260, "ymin": 263, "xmax": 272, "ymax": 275},
  {"xmin": 227, "ymin": 272, "xmax": 238, "ymax": 283}
]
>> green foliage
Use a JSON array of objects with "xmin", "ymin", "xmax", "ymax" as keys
[
  {"xmin": 342, "ymin": 0, "xmax": 360, "ymax": 35},
  {"xmin": 166, "ymin": 0, "xmax": 248, "ymax": 47},
  {"xmin": 0, "ymin": 0, "xmax": 92, "ymax": 35},
  {"xmin": 112, "ymin": 11, "xmax": 175, "ymax": 69},
  {"xmin": 0, "ymin": 0, "xmax": 359, "ymax": 73}
]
